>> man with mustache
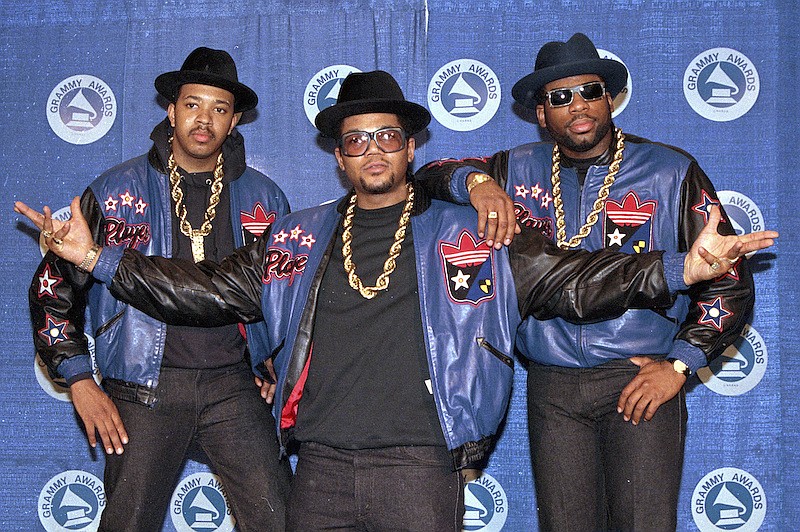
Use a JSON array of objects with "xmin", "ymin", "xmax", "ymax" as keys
[
  {"xmin": 418, "ymin": 33, "xmax": 758, "ymax": 531},
  {"xmin": 26, "ymin": 47, "xmax": 291, "ymax": 531}
]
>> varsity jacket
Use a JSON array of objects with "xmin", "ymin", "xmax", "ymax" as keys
[
  {"xmin": 93, "ymin": 182, "xmax": 682, "ymax": 467},
  {"xmin": 417, "ymin": 132, "xmax": 755, "ymax": 373},
  {"xmin": 29, "ymin": 119, "xmax": 289, "ymax": 404}
]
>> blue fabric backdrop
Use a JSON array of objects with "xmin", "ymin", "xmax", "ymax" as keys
[{"xmin": 1, "ymin": 1, "xmax": 793, "ymax": 530}]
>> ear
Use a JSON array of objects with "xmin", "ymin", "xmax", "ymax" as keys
[
  {"xmin": 407, "ymin": 136, "xmax": 416, "ymax": 164},
  {"xmin": 536, "ymin": 104, "xmax": 547, "ymax": 129},
  {"xmin": 167, "ymin": 103, "xmax": 176, "ymax": 128},
  {"xmin": 229, "ymin": 112, "xmax": 242, "ymax": 135},
  {"xmin": 606, "ymin": 93, "xmax": 615, "ymax": 114},
  {"xmin": 334, "ymin": 147, "xmax": 345, "ymax": 171}
]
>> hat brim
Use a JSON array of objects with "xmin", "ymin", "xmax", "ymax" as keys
[
  {"xmin": 512, "ymin": 58, "xmax": 628, "ymax": 109},
  {"xmin": 315, "ymin": 99, "xmax": 431, "ymax": 139},
  {"xmin": 155, "ymin": 70, "xmax": 258, "ymax": 113}
]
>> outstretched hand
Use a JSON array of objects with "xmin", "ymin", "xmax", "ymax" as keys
[
  {"xmin": 14, "ymin": 197, "xmax": 96, "ymax": 268},
  {"xmin": 683, "ymin": 206, "xmax": 778, "ymax": 285}
]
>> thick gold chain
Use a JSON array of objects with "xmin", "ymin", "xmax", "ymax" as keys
[
  {"xmin": 167, "ymin": 138, "xmax": 225, "ymax": 262},
  {"xmin": 551, "ymin": 128, "xmax": 625, "ymax": 249},
  {"xmin": 341, "ymin": 182, "xmax": 414, "ymax": 299}
]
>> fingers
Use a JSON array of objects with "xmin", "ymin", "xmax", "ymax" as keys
[
  {"xmin": 96, "ymin": 414, "xmax": 128, "ymax": 455},
  {"xmin": 468, "ymin": 179, "xmax": 517, "ymax": 248}
]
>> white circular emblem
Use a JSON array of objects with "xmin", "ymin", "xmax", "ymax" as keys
[
  {"xmin": 462, "ymin": 472, "xmax": 508, "ymax": 532},
  {"xmin": 683, "ymin": 48, "xmax": 759, "ymax": 121},
  {"xmin": 35, "ymin": 335, "xmax": 101, "ymax": 402},
  {"xmin": 717, "ymin": 190, "xmax": 764, "ymax": 236},
  {"xmin": 428, "ymin": 59, "xmax": 501, "ymax": 131},
  {"xmin": 303, "ymin": 65, "xmax": 361, "ymax": 127},
  {"xmin": 170, "ymin": 472, "xmax": 235, "ymax": 532},
  {"xmin": 47, "ymin": 75, "xmax": 117, "ymax": 144},
  {"xmin": 38, "ymin": 470, "xmax": 105, "ymax": 531},
  {"xmin": 597, "ymin": 49, "xmax": 631, "ymax": 118},
  {"xmin": 697, "ymin": 324, "xmax": 767, "ymax": 396},
  {"xmin": 692, "ymin": 467, "xmax": 767, "ymax": 532}
]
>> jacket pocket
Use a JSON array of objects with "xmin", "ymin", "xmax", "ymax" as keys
[
  {"xmin": 94, "ymin": 309, "xmax": 125, "ymax": 337},
  {"xmin": 477, "ymin": 337, "xmax": 513, "ymax": 368}
]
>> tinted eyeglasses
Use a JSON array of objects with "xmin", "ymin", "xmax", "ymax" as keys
[
  {"xmin": 544, "ymin": 81, "xmax": 606, "ymax": 108},
  {"xmin": 339, "ymin": 127, "xmax": 407, "ymax": 157}
]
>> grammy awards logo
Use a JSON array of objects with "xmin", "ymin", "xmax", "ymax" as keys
[
  {"xmin": 303, "ymin": 65, "xmax": 361, "ymax": 126},
  {"xmin": 716, "ymin": 191, "xmax": 765, "ymax": 246},
  {"xmin": 462, "ymin": 472, "xmax": 508, "ymax": 532},
  {"xmin": 170, "ymin": 472, "xmax": 235, "ymax": 532},
  {"xmin": 38, "ymin": 470, "xmax": 105, "ymax": 531},
  {"xmin": 428, "ymin": 59, "xmax": 501, "ymax": 131},
  {"xmin": 697, "ymin": 323, "xmax": 767, "ymax": 396},
  {"xmin": 683, "ymin": 48, "xmax": 759, "ymax": 121},
  {"xmin": 47, "ymin": 75, "xmax": 117, "ymax": 144},
  {"xmin": 597, "ymin": 49, "xmax": 631, "ymax": 118},
  {"xmin": 692, "ymin": 467, "xmax": 767, "ymax": 531}
]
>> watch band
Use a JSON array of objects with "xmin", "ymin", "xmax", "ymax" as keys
[{"xmin": 667, "ymin": 358, "xmax": 691, "ymax": 377}]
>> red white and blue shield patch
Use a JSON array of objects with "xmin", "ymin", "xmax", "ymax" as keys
[
  {"xmin": 604, "ymin": 191, "xmax": 657, "ymax": 253},
  {"xmin": 241, "ymin": 202, "xmax": 277, "ymax": 245},
  {"xmin": 439, "ymin": 230, "xmax": 495, "ymax": 305}
]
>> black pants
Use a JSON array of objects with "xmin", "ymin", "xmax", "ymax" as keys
[{"xmin": 99, "ymin": 362, "xmax": 292, "ymax": 532}]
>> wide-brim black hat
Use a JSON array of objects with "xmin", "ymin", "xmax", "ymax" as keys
[
  {"xmin": 155, "ymin": 47, "xmax": 258, "ymax": 113},
  {"xmin": 315, "ymin": 70, "xmax": 431, "ymax": 138},
  {"xmin": 512, "ymin": 33, "xmax": 628, "ymax": 109}
]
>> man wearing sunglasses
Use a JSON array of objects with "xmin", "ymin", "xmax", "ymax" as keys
[
  {"xmin": 418, "ymin": 33, "xmax": 757, "ymax": 531},
  {"xmin": 18, "ymin": 69, "xmax": 774, "ymax": 531}
]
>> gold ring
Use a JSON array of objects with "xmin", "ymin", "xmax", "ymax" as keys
[
  {"xmin": 42, "ymin": 230, "xmax": 53, "ymax": 239},
  {"xmin": 710, "ymin": 261, "xmax": 720, "ymax": 272},
  {"xmin": 724, "ymin": 256, "xmax": 740, "ymax": 265},
  {"xmin": 487, "ymin": 211, "xmax": 498, "ymax": 219}
]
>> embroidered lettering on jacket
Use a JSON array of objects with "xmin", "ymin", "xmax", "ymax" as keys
[
  {"xmin": 262, "ymin": 248, "xmax": 307, "ymax": 286},
  {"xmin": 514, "ymin": 203, "xmax": 554, "ymax": 239},
  {"xmin": 104, "ymin": 217, "xmax": 152, "ymax": 249}
]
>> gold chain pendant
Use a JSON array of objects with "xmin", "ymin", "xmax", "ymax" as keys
[
  {"xmin": 167, "ymin": 138, "xmax": 225, "ymax": 262},
  {"xmin": 551, "ymin": 128, "xmax": 625, "ymax": 249},
  {"xmin": 341, "ymin": 182, "xmax": 414, "ymax": 299}
]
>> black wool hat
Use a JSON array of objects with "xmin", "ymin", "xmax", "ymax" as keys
[
  {"xmin": 512, "ymin": 33, "xmax": 628, "ymax": 109},
  {"xmin": 155, "ymin": 47, "xmax": 258, "ymax": 113},
  {"xmin": 315, "ymin": 70, "xmax": 431, "ymax": 138}
]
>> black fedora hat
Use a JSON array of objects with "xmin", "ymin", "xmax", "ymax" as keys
[
  {"xmin": 155, "ymin": 47, "xmax": 258, "ymax": 113},
  {"xmin": 315, "ymin": 70, "xmax": 431, "ymax": 138},
  {"xmin": 512, "ymin": 33, "xmax": 628, "ymax": 109}
]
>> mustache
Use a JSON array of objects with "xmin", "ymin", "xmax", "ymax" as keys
[{"xmin": 190, "ymin": 126, "xmax": 216, "ymax": 139}]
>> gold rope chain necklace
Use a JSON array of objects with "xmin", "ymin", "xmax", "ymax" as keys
[
  {"xmin": 341, "ymin": 182, "xmax": 414, "ymax": 299},
  {"xmin": 167, "ymin": 138, "xmax": 225, "ymax": 262},
  {"xmin": 551, "ymin": 127, "xmax": 625, "ymax": 249}
]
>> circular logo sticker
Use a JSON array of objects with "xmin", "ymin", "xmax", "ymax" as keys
[
  {"xmin": 597, "ymin": 49, "xmax": 631, "ymax": 118},
  {"xmin": 428, "ymin": 59, "xmax": 501, "ymax": 131},
  {"xmin": 38, "ymin": 470, "xmax": 105, "ymax": 531},
  {"xmin": 170, "ymin": 472, "xmax": 235, "ymax": 532},
  {"xmin": 47, "ymin": 75, "xmax": 117, "ymax": 144},
  {"xmin": 462, "ymin": 472, "xmax": 508, "ymax": 532},
  {"xmin": 697, "ymin": 324, "xmax": 767, "ymax": 396},
  {"xmin": 684, "ymin": 48, "xmax": 759, "ymax": 121},
  {"xmin": 692, "ymin": 467, "xmax": 767, "ymax": 532},
  {"xmin": 303, "ymin": 65, "xmax": 361, "ymax": 127}
]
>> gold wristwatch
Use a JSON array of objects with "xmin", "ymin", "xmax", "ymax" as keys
[{"xmin": 466, "ymin": 173, "xmax": 493, "ymax": 194}]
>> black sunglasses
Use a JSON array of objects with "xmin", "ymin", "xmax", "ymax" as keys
[{"xmin": 544, "ymin": 81, "xmax": 606, "ymax": 108}]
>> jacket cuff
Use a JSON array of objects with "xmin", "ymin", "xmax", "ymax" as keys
[
  {"xmin": 57, "ymin": 354, "xmax": 93, "ymax": 381},
  {"xmin": 450, "ymin": 166, "xmax": 482, "ymax": 204},
  {"xmin": 662, "ymin": 251, "xmax": 689, "ymax": 292},
  {"xmin": 667, "ymin": 339, "xmax": 707, "ymax": 374},
  {"xmin": 92, "ymin": 245, "xmax": 125, "ymax": 285}
]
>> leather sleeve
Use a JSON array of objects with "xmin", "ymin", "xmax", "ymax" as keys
[
  {"xmin": 28, "ymin": 189, "xmax": 104, "ymax": 376},
  {"xmin": 416, "ymin": 151, "xmax": 510, "ymax": 202},
  {"xmin": 110, "ymin": 236, "xmax": 267, "ymax": 327},
  {"xmin": 675, "ymin": 161, "xmax": 755, "ymax": 361},
  {"xmin": 509, "ymin": 225, "xmax": 674, "ymax": 322}
]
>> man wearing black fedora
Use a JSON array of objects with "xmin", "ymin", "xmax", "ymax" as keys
[
  {"xmin": 26, "ymin": 47, "xmax": 291, "ymax": 530},
  {"xmin": 18, "ymin": 66, "xmax": 774, "ymax": 530},
  {"xmin": 418, "ymin": 33, "xmax": 756, "ymax": 530}
]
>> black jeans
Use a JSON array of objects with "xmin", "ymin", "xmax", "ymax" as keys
[
  {"xmin": 99, "ymin": 361, "xmax": 292, "ymax": 532},
  {"xmin": 288, "ymin": 442, "xmax": 464, "ymax": 531},
  {"xmin": 527, "ymin": 359, "xmax": 687, "ymax": 532}
]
